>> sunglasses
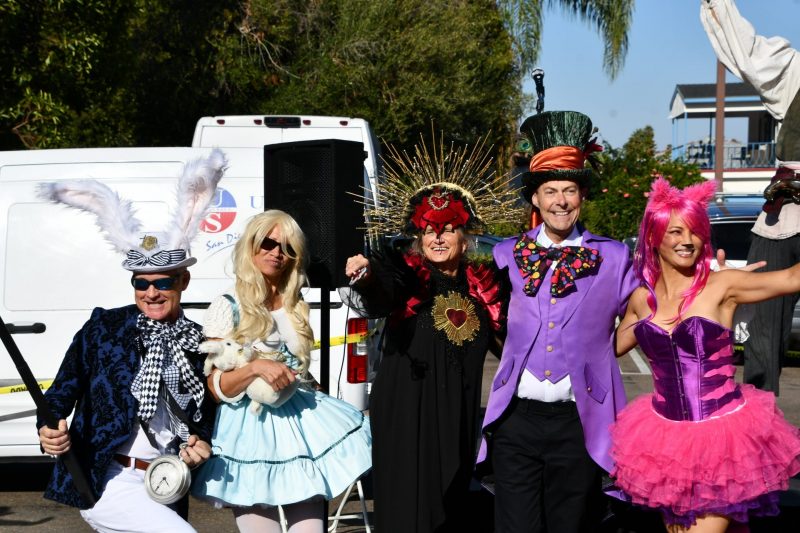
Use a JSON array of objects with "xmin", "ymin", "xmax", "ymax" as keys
[
  {"xmin": 260, "ymin": 237, "xmax": 295, "ymax": 257},
  {"xmin": 131, "ymin": 276, "xmax": 181, "ymax": 291}
]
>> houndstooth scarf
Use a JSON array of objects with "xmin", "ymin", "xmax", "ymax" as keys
[{"xmin": 131, "ymin": 314, "xmax": 205, "ymax": 429}]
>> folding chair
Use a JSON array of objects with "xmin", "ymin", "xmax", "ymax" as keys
[{"xmin": 327, "ymin": 478, "xmax": 372, "ymax": 533}]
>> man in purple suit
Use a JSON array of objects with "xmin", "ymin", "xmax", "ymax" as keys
[{"xmin": 478, "ymin": 110, "xmax": 639, "ymax": 533}]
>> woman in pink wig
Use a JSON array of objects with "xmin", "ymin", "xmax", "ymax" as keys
[{"xmin": 612, "ymin": 178, "xmax": 800, "ymax": 532}]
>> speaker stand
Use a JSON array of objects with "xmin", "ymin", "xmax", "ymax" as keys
[
  {"xmin": 319, "ymin": 284, "xmax": 331, "ymax": 524},
  {"xmin": 320, "ymin": 284, "xmax": 330, "ymax": 394}
]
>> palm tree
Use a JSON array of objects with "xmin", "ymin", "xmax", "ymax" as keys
[{"xmin": 499, "ymin": 0, "xmax": 635, "ymax": 80}]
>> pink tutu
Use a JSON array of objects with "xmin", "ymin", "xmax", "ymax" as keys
[{"xmin": 610, "ymin": 384, "xmax": 800, "ymax": 526}]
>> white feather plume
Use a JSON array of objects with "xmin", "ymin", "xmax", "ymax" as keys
[
  {"xmin": 166, "ymin": 148, "xmax": 228, "ymax": 250},
  {"xmin": 36, "ymin": 180, "xmax": 142, "ymax": 253}
]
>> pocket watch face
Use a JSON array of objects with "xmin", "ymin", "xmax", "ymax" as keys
[
  {"xmin": 144, "ymin": 455, "xmax": 191, "ymax": 505},
  {"xmin": 150, "ymin": 461, "xmax": 181, "ymax": 494}
]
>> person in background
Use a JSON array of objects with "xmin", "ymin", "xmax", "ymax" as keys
[{"xmin": 701, "ymin": 0, "xmax": 800, "ymax": 395}]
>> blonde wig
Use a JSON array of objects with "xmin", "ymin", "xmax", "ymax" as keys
[{"xmin": 232, "ymin": 210, "xmax": 313, "ymax": 374}]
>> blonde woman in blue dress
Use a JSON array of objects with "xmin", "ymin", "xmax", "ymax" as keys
[{"xmin": 192, "ymin": 210, "xmax": 372, "ymax": 533}]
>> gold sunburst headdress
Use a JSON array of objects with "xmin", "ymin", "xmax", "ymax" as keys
[{"xmin": 365, "ymin": 134, "xmax": 524, "ymax": 239}]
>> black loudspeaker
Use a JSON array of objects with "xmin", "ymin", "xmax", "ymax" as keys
[{"xmin": 264, "ymin": 139, "xmax": 366, "ymax": 288}]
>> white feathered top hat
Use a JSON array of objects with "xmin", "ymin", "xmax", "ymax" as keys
[{"xmin": 37, "ymin": 148, "xmax": 228, "ymax": 273}]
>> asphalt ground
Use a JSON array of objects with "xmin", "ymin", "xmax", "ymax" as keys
[{"xmin": 2, "ymin": 352, "xmax": 799, "ymax": 532}]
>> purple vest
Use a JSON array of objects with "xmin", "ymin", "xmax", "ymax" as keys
[
  {"xmin": 478, "ymin": 227, "xmax": 640, "ymax": 474},
  {"xmin": 634, "ymin": 316, "xmax": 744, "ymax": 421},
  {"xmin": 525, "ymin": 271, "xmax": 569, "ymax": 382}
]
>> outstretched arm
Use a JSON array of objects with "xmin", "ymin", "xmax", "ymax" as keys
[{"xmin": 722, "ymin": 262, "xmax": 800, "ymax": 305}]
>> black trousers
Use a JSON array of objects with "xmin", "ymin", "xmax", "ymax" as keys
[
  {"xmin": 744, "ymin": 233, "xmax": 800, "ymax": 395},
  {"xmin": 491, "ymin": 398, "xmax": 602, "ymax": 533}
]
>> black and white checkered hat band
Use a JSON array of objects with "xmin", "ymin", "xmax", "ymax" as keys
[{"xmin": 124, "ymin": 249, "xmax": 187, "ymax": 269}]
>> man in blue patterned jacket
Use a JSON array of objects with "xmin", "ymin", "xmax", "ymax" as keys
[
  {"xmin": 38, "ymin": 245, "xmax": 215, "ymax": 532},
  {"xmin": 35, "ymin": 150, "xmax": 225, "ymax": 532}
]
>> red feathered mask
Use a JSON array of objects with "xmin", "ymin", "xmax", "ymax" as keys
[{"xmin": 407, "ymin": 186, "xmax": 477, "ymax": 234}]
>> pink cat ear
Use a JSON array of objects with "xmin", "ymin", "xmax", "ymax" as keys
[
  {"xmin": 682, "ymin": 179, "xmax": 717, "ymax": 206},
  {"xmin": 647, "ymin": 177, "xmax": 680, "ymax": 209}
]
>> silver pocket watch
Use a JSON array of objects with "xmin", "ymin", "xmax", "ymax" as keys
[{"xmin": 143, "ymin": 446, "xmax": 191, "ymax": 505}]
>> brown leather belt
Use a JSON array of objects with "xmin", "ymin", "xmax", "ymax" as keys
[{"xmin": 114, "ymin": 454, "xmax": 151, "ymax": 471}]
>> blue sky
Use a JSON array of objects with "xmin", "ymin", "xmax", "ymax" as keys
[{"xmin": 526, "ymin": 0, "xmax": 800, "ymax": 150}]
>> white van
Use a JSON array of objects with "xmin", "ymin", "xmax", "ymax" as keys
[
  {"xmin": 192, "ymin": 115, "xmax": 380, "ymax": 203},
  {"xmin": 0, "ymin": 116, "xmax": 381, "ymax": 460}
]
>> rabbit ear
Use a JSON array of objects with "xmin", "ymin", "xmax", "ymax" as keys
[
  {"xmin": 36, "ymin": 180, "xmax": 142, "ymax": 254},
  {"xmin": 682, "ymin": 179, "xmax": 717, "ymax": 207},
  {"xmin": 166, "ymin": 148, "xmax": 227, "ymax": 250},
  {"xmin": 198, "ymin": 340, "xmax": 222, "ymax": 354},
  {"xmin": 38, "ymin": 148, "xmax": 228, "ymax": 272}
]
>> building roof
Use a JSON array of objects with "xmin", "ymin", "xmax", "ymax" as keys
[{"xmin": 669, "ymin": 82, "xmax": 765, "ymax": 119}]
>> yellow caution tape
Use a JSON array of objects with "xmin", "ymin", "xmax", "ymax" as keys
[
  {"xmin": 0, "ymin": 330, "xmax": 378, "ymax": 393},
  {"xmin": 312, "ymin": 329, "xmax": 376, "ymax": 351},
  {"xmin": 0, "ymin": 380, "xmax": 53, "ymax": 395}
]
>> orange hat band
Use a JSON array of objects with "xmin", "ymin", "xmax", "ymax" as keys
[{"xmin": 529, "ymin": 146, "xmax": 586, "ymax": 173}]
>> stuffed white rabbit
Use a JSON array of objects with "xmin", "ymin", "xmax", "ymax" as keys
[
  {"xmin": 200, "ymin": 338, "xmax": 248, "ymax": 376},
  {"xmin": 199, "ymin": 338, "xmax": 297, "ymax": 414}
]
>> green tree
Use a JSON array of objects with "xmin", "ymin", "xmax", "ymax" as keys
[
  {"xmin": 581, "ymin": 126, "xmax": 704, "ymax": 240},
  {"xmin": 0, "ymin": 0, "xmax": 242, "ymax": 149},
  {"xmin": 206, "ymin": 0, "xmax": 524, "ymax": 156},
  {"xmin": 0, "ymin": 0, "xmax": 130, "ymax": 148},
  {"xmin": 0, "ymin": 0, "xmax": 634, "ymax": 156},
  {"xmin": 499, "ymin": 0, "xmax": 634, "ymax": 79}
]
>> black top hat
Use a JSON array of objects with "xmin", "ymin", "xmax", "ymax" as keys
[{"xmin": 519, "ymin": 111, "xmax": 598, "ymax": 202}]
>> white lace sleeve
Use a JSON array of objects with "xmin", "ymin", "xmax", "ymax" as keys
[{"xmin": 203, "ymin": 294, "xmax": 236, "ymax": 338}]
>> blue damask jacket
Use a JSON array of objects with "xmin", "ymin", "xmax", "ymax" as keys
[{"xmin": 36, "ymin": 305, "xmax": 215, "ymax": 509}]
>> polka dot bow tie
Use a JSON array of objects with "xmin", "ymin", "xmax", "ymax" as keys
[{"xmin": 513, "ymin": 234, "xmax": 602, "ymax": 297}]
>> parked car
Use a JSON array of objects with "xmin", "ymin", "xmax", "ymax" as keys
[
  {"xmin": 469, "ymin": 234, "xmax": 504, "ymax": 259},
  {"xmin": 624, "ymin": 194, "xmax": 800, "ymax": 360}
]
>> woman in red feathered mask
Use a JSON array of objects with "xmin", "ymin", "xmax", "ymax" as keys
[{"xmin": 343, "ymin": 138, "xmax": 521, "ymax": 533}]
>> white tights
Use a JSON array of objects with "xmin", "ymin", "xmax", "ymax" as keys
[{"xmin": 233, "ymin": 501, "xmax": 324, "ymax": 533}]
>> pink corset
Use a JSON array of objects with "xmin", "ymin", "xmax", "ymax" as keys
[{"xmin": 633, "ymin": 316, "xmax": 744, "ymax": 421}]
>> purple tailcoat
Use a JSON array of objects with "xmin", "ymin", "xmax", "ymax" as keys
[{"xmin": 478, "ymin": 225, "xmax": 638, "ymax": 473}]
